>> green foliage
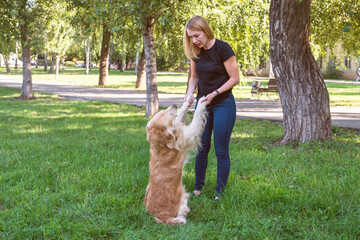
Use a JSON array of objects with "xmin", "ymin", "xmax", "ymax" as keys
[
  {"xmin": 0, "ymin": 87, "xmax": 359, "ymax": 238},
  {"xmin": 323, "ymin": 61, "xmax": 343, "ymax": 79},
  {"xmin": 45, "ymin": 1, "xmax": 75, "ymax": 57},
  {"xmin": 311, "ymin": 0, "xmax": 360, "ymax": 57},
  {"xmin": 2, "ymin": 0, "xmax": 360, "ymax": 74},
  {"xmin": 64, "ymin": 61, "xmax": 76, "ymax": 67}
]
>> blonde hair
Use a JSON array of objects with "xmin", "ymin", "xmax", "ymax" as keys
[{"xmin": 183, "ymin": 16, "xmax": 215, "ymax": 60}]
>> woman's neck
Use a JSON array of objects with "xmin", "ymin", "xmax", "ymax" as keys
[{"xmin": 203, "ymin": 39, "xmax": 216, "ymax": 50}]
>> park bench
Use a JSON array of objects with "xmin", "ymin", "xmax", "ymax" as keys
[{"xmin": 251, "ymin": 78, "xmax": 279, "ymax": 95}]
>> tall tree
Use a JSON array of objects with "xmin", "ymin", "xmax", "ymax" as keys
[
  {"xmin": 68, "ymin": 0, "xmax": 127, "ymax": 85},
  {"xmin": 1, "ymin": 0, "xmax": 52, "ymax": 99},
  {"xmin": 142, "ymin": 15, "xmax": 159, "ymax": 117},
  {"xmin": 130, "ymin": 0, "xmax": 191, "ymax": 117},
  {"xmin": 46, "ymin": 1, "xmax": 74, "ymax": 81},
  {"xmin": 19, "ymin": 18, "xmax": 34, "ymax": 99},
  {"xmin": 269, "ymin": 0, "xmax": 333, "ymax": 144},
  {"xmin": 0, "ymin": 28, "xmax": 15, "ymax": 74}
]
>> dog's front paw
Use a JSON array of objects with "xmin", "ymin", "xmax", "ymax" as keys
[
  {"xmin": 197, "ymin": 96, "xmax": 207, "ymax": 110},
  {"xmin": 195, "ymin": 97, "xmax": 207, "ymax": 118}
]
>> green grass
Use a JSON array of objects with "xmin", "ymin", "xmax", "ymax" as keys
[
  {"xmin": 1, "ymin": 67, "xmax": 359, "ymax": 106},
  {"xmin": 0, "ymin": 87, "xmax": 359, "ymax": 239}
]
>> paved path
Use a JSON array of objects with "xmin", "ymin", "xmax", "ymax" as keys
[{"xmin": 0, "ymin": 78, "xmax": 359, "ymax": 129}]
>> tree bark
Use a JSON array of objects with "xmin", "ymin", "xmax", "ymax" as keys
[
  {"xmin": 85, "ymin": 36, "xmax": 90, "ymax": 75},
  {"xmin": 108, "ymin": 42, "xmax": 113, "ymax": 72},
  {"xmin": 142, "ymin": 16, "xmax": 159, "ymax": 117},
  {"xmin": 44, "ymin": 31, "xmax": 48, "ymax": 71},
  {"xmin": 120, "ymin": 43, "xmax": 126, "ymax": 72},
  {"xmin": 98, "ymin": 24, "xmax": 111, "ymax": 85},
  {"xmin": 36, "ymin": 29, "xmax": 39, "ymax": 68},
  {"xmin": 55, "ymin": 55, "xmax": 60, "ymax": 81},
  {"xmin": 48, "ymin": 53, "xmax": 55, "ymax": 74},
  {"xmin": 19, "ymin": 23, "xmax": 35, "ymax": 100},
  {"xmin": 134, "ymin": 41, "xmax": 141, "ymax": 75},
  {"xmin": 4, "ymin": 56, "xmax": 11, "ymax": 73},
  {"xmin": 120, "ymin": 59, "xmax": 125, "ymax": 72},
  {"xmin": 15, "ymin": 41, "xmax": 19, "ymax": 69},
  {"xmin": 269, "ymin": 0, "xmax": 332, "ymax": 144},
  {"xmin": 135, "ymin": 47, "xmax": 146, "ymax": 89},
  {"xmin": 35, "ymin": 51, "xmax": 38, "ymax": 68}
]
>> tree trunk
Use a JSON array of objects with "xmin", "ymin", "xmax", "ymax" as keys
[
  {"xmin": 48, "ymin": 53, "xmax": 55, "ymax": 74},
  {"xmin": 55, "ymin": 55, "xmax": 60, "ymax": 81},
  {"xmin": 36, "ymin": 29, "xmax": 39, "ymax": 68},
  {"xmin": 269, "ymin": 0, "xmax": 332, "ymax": 144},
  {"xmin": 89, "ymin": 47, "xmax": 92, "ymax": 71},
  {"xmin": 142, "ymin": 16, "xmax": 159, "ymax": 117},
  {"xmin": 108, "ymin": 42, "xmax": 113, "ymax": 72},
  {"xmin": 44, "ymin": 31, "xmax": 48, "ymax": 71},
  {"xmin": 35, "ymin": 51, "xmax": 39, "ymax": 68},
  {"xmin": 4, "ymin": 56, "xmax": 11, "ymax": 73},
  {"xmin": 62, "ymin": 55, "xmax": 65, "ymax": 70},
  {"xmin": 135, "ymin": 41, "xmax": 141, "ymax": 75},
  {"xmin": 121, "ymin": 59, "xmax": 126, "ymax": 72},
  {"xmin": 15, "ymin": 41, "xmax": 19, "ymax": 69},
  {"xmin": 135, "ymin": 47, "xmax": 146, "ymax": 89},
  {"xmin": 85, "ymin": 36, "xmax": 90, "ymax": 75},
  {"xmin": 269, "ymin": 57, "xmax": 274, "ymax": 79},
  {"xmin": 120, "ymin": 43, "xmax": 126, "ymax": 72},
  {"xmin": 98, "ymin": 24, "xmax": 111, "ymax": 85},
  {"xmin": 19, "ymin": 24, "xmax": 34, "ymax": 100}
]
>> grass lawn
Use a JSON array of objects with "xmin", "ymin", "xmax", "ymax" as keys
[
  {"xmin": 1, "ymin": 67, "xmax": 360, "ymax": 106},
  {"xmin": 0, "ymin": 87, "xmax": 359, "ymax": 239}
]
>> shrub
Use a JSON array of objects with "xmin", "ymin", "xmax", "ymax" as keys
[
  {"xmin": 64, "ymin": 61, "xmax": 76, "ymax": 67},
  {"xmin": 323, "ymin": 62, "xmax": 342, "ymax": 79}
]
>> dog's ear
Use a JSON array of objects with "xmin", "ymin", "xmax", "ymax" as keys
[
  {"xmin": 146, "ymin": 122, "xmax": 152, "ymax": 141},
  {"xmin": 164, "ymin": 127, "xmax": 181, "ymax": 150},
  {"xmin": 164, "ymin": 127, "xmax": 176, "ymax": 149}
]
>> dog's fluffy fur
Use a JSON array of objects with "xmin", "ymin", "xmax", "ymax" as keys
[{"xmin": 144, "ymin": 97, "xmax": 207, "ymax": 225}]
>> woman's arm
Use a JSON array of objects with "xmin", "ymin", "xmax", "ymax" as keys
[
  {"xmin": 202, "ymin": 55, "xmax": 239, "ymax": 105},
  {"xmin": 185, "ymin": 60, "xmax": 199, "ymax": 103}
]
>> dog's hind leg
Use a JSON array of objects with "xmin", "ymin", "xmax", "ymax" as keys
[
  {"xmin": 169, "ymin": 216, "xmax": 187, "ymax": 224},
  {"xmin": 157, "ymin": 216, "xmax": 186, "ymax": 225},
  {"xmin": 177, "ymin": 191, "xmax": 190, "ymax": 218}
]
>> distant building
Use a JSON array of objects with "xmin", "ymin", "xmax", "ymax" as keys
[
  {"xmin": 0, "ymin": 53, "xmax": 23, "ymax": 67},
  {"xmin": 247, "ymin": 44, "xmax": 360, "ymax": 80}
]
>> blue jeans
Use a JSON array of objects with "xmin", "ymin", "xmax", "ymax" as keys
[{"xmin": 195, "ymin": 94, "xmax": 236, "ymax": 194}]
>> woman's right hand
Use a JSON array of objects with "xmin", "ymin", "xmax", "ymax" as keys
[{"xmin": 184, "ymin": 94, "xmax": 195, "ymax": 107}]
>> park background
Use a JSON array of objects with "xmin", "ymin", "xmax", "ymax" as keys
[{"xmin": 1, "ymin": 0, "xmax": 360, "ymax": 239}]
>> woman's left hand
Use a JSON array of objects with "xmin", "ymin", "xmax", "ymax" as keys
[{"xmin": 201, "ymin": 91, "xmax": 217, "ymax": 105}]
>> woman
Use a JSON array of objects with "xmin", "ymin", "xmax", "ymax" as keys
[{"xmin": 183, "ymin": 16, "xmax": 239, "ymax": 200}]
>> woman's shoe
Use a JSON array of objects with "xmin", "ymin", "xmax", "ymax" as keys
[
  {"xmin": 192, "ymin": 190, "xmax": 201, "ymax": 196},
  {"xmin": 214, "ymin": 193, "xmax": 221, "ymax": 201}
]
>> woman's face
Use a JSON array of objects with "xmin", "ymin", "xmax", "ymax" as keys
[{"xmin": 186, "ymin": 29, "xmax": 209, "ymax": 49}]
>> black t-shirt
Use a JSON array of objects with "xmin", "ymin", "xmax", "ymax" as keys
[{"xmin": 194, "ymin": 39, "xmax": 235, "ymax": 106}]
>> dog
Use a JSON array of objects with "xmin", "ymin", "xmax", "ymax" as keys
[{"xmin": 144, "ymin": 96, "xmax": 207, "ymax": 225}]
